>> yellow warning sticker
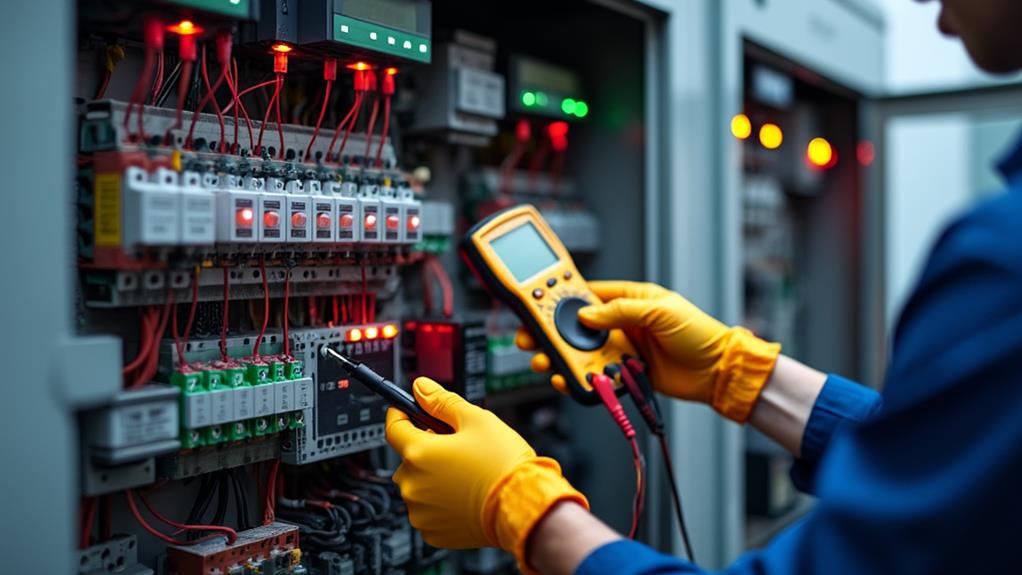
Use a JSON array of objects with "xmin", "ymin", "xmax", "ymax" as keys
[{"xmin": 94, "ymin": 173, "xmax": 122, "ymax": 247}]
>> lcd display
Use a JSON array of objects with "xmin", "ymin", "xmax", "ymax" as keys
[
  {"xmin": 490, "ymin": 222, "xmax": 560, "ymax": 283},
  {"xmin": 343, "ymin": 0, "xmax": 418, "ymax": 32}
]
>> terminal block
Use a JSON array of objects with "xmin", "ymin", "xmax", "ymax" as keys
[
  {"xmin": 78, "ymin": 535, "xmax": 152, "ymax": 575},
  {"xmin": 166, "ymin": 522, "xmax": 305, "ymax": 575},
  {"xmin": 172, "ymin": 358, "xmax": 312, "ymax": 450}
]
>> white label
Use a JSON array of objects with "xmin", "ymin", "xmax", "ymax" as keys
[
  {"xmin": 234, "ymin": 386, "xmax": 254, "ymax": 420},
  {"xmin": 209, "ymin": 388, "xmax": 234, "ymax": 425},
  {"xmin": 253, "ymin": 384, "xmax": 274, "ymax": 417},
  {"xmin": 275, "ymin": 379, "xmax": 296, "ymax": 414},
  {"xmin": 183, "ymin": 393, "xmax": 212, "ymax": 428},
  {"xmin": 294, "ymin": 378, "xmax": 314, "ymax": 410}
]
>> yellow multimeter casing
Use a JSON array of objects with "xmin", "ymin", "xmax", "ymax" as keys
[{"xmin": 460, "ymin": 204, "xmax": 636, "ymax": 405}]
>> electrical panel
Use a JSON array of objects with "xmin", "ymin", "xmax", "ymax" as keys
[{"xmin": 65, "ymin": 0, "xmax": 653, "ymax": 573}]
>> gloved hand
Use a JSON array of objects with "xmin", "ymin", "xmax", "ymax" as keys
[
  {"xmin": 386, "ymin": 377, "xmax": 588, "ymax": 572},
  {"xmin": 517, "ymin": 281, "xmax": 780, "ymax": 423}
]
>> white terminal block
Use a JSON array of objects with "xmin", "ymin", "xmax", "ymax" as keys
[
  {"xmin": 123, "ymin": 166, "xmax": 180, "ymax": 247},
  {"xmin": 233, "ymin": 384, "xmax": 255, "ymax": 421},
  {"xmin": 294, "ymin": 378, "xmax": 314, "ymax": 410},
  {"xmin": 258, "ymin": 177, "xmax": 287, "ymax": 243},
  {"xmin": 332, "ymin": 182, "xmax": 360, "ymax": 244},
  {"xmin": 379, "ymin": 183, "xmax": 402, "ymax": 244},
  {"xmin": 209, "ymin": 386, "xmax": 234, "ymax": 426},
  {"xmin": 215, "ymin": 174, "xmax": 260, "ymax": 243},
  {"xmin": 179, "ymin": 171, "xmax": 215, "ymax": 245},
  {"xmin": 274, "ymin": 379, "xmax": 296, "ymax": 413},
  {"xmin": 308, "ymin": 180, "xmax": 335, "ymax": 243},
  {"xmin": 400, "ymin": 186, "xmax": 423, "ymax": 245},
  {"xmin": 253, "ymin": 383, "xmax": 275, "ymax": 417},
  {"xmin": 285, "ymin": 180, "xmax": 312, "ymax": 243},
  {"xmin": 358, "ymin": 180, "xmax": 382, "ymax": 244}
]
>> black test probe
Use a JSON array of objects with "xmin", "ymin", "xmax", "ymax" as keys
[{"xmin": 321, "ymin": 345, "xmax": 455, "ymax": 434}]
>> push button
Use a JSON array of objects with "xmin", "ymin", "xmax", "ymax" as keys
[
  {"xmin": 532, "ymin": 288, "xmax": 544, "ymax": 299},
  {"xmin": 563, "ymin": 270, "xmax": 573, "ymax": 280},
  {"xmin": 546, "ymin": 278, "xmax": 557, "ymax": 288},
  {"xmin": 554, "ymin": 297, "xmax": 608, "ymax": 351}
]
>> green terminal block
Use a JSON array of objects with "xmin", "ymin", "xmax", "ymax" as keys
[
  {"xmin": 246, "ymin": 363, "xmax": 271, "ymax": 386},
  {"xmin": 171, "ymin": 370, "xmax": 205, "ymax": 393},
  {"xmin": 270, "ymin": 361, "xmax": 286, "ymax": 382},
  {"xmin": 229, "ymin": 420, "xmax": 251, "ymax": 442},
  {"xmin": 288, "ymin": 411, "xmax": 305, "ymax": 430},
  {"xmin": 204, "ymin": 368, "xmax": 226, "ymax": 390},
  {"xmin": 205, "ymin": 424, "xmax": 228, "ymax": 445},
  {"xmin": 225, "ymin": 365, "xmax": 247, "ymax": 388},
  {"xmin": 285, "ymin": 360, "xmax": 304, "ymax": 380},
  {"xmin": 181, "ymin": 428, "xmax": 205, "ymax": 449},
  {"xmin": 253, "ymin": 416, "xmax": 274, "ymax": 437}
]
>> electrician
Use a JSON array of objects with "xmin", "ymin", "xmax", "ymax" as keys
[{"xmin": 386, "ymin": 0, "xmax": 1022, "ymax": 572}]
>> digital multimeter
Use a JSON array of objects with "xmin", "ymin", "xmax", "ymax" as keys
[{"xmin": 461, "ymin": 204, "xmax": 637, "ymax": 405}]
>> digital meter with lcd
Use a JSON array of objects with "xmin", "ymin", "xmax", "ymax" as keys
[{"xmin": 461, "ymin": 204, "xmax": 637, "ymax": 405}]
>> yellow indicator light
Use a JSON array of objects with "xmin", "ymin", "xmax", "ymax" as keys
[
  {"xmin": 807, "ymin": 137, "xmax": 834, "ymax": 168},
  {"xmin": 759, "ymin": 123, "xmax": 783, "ymax": 150},
  {"xmin": 731, "ymin": 114, "xmax": 752, "ymax": 140}
]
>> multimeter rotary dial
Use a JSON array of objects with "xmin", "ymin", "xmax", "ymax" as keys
[{"xmin": 554, "ymin": 296, "xmax": 609, "ymax": 351}]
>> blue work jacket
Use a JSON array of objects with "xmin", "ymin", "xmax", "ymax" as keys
[{"xmin": 578, "ymin": 133, "xmax": 1022, "ymax": 574}]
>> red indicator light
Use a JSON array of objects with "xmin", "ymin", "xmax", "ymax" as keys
[
  {"xmin": 271, "ymin": 42, "xmax": 293, "ymax": 54},
  {"xmin": 420, "ymin": 324, "xmax": 434, "ymax": 333},
  {"xmin": 404, "ymin": 321, "xmax": 417, "ymax": 331},
  {"xmin": 382, "ymin": 324, "xmax": 398, "ymax": 339},
  {"xmin": 347, "ymin": 61, "xmax": 371, "ymax": 71},
  {"xmin": 338, "ymin": 379, "xmax": 349, "ymax": 389},
  {"xmin": 167, "ymin": 20, "xmax": 203, "ymax": 36},
  {"xmin": 236, "ymin": 208, "xmax": 254, "ymax": 227},
  {"xmin": 339, "ymin": 213, "xmax": 354, "ymax": 228},
  {"xmin": 263, "ymin": 210, "xmax": 280, "ymax": 228},
  {"xmin": 407, "ymin": 215, "xmax": 421, "ymax": 231},
  {"xmin": 385, "ymin": 67, "xmax": 399, "ymax": 76},
  {"xmin": 364, "ymin": 213, "xmax": 378, "ymax": 230},
  {"xmin": 365, "ymin": 326, "xmax": 379, "ymax": 340},
  {"xmin": 437, "ymin": 325, "xmax": 454, "ymax": 334},
  {"xmin": 316, "ymin": 212, "xmax": 331, "ymax": 229},
  {"xmin": 386, "ymin": 214, "xmax": 400, "ymax": 231},
  {"xmin": 857, "ymin": 141, "xmax": 876, "ymax": 166},
  {"xmin": 347, "ymin": 328, "xmax": 363, "ymax": 342},
  {"xmin": 291, "ymin": 212, "xmax": 308, "ymax": 228}
]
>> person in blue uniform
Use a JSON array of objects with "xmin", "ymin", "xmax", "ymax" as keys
[{"xmin": 384, "ymin": 0, "xmax": 1022, "ymax": 573}]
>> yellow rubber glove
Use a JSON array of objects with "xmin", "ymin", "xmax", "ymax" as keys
[
  {"xmin": 386, "ymin": 377, "xmax": 588, "ymax": 572},
  {"xmin": 517, "ymin": 281, "xmax": 780, "ymax": 423}
]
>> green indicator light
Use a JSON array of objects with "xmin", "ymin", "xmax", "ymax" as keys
[
  {"xmin": 522, "ymin": 91, "xmax": 536, "ymax": 106},
  {"xmin": 574, "ymin": 101, "xmax": 589, "ymax": 118},
  {"xmin": 535, "ymin": 91, "xmax": 549, "ymax": 107},
  {"xmin": 561, "ymin": 98, "xmax": 576, "ymax": 115}
]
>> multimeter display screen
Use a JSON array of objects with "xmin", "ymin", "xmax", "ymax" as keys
[{"xmin": 491, "ymin": 222, "xmax": 560, "ymax": 282}]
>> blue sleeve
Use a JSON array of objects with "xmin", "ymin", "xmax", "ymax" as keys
[
  {"xmin": 789, "ymin": 375, "xmax": 881, "ymax": 493},
  {"xmin": 575, "ymin": 190, "xmax": 1022, "ymax": 575}
]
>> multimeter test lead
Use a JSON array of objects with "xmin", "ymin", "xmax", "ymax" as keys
[{"xmin": 320, "ymin": 345, "xmax": 455, "ymax": 434}]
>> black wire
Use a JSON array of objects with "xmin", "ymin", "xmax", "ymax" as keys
[
  {"xmin": 213, "ymin": 472, "xmax": 229, "ymax": 526},
  {"xmin": 657, "ymin": 433, "xmax": 696, "ymax": 563},
  {"xmin": 230, "ymin": 469, "xmax": 248, "ymax": 530}
]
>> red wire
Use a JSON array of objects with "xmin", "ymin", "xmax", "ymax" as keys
[
  {"xmin": 224, "ymin": 79, "xmax": 278, "ymax": 109},
  {"xmin": 95, "ymin": 70, "xmax": 112, "ymax": 100},
  {"xmin": 150, "ymin": 50, "xmax": 164, "ymax": 105},
  {"xmin": 331, "ymin": 295, "xmax": 339, "ymax": 327},
  {"xmin": 80, "ymin": 497, "xmax": 98, "ymax": 549},
  {"xmin": 253, "ymin": 258, "xmax": 269, "ymax": 357},
  {"xmin": 124, "ymin": 47, "xmax": 156, "ymax": 142},
  {"xmin": 136, "ymin": 490, "xmax": 238, "ymax": 543},
  {"xmin": 628, "ymin": 437, "xmax": 644, "ymax": 539},
  {"xmin": 165, "ymin": 60, "xmax": 193, "ymax": 145},
  {"xmin": 220, "ymin": 266, "xmax": 230, "ymax": 361},
  {"xmin": 362, "ymin": 96, "xmax": 380, "ymax": 165},
  {"xmin": 123, "ymin": 308, "xmax": 156, "ymax": 377},
  {"xmin": 124, "ymin": 490, "xmax": 228, "ymax": 546},
  {"xmin": 274, "ymin": 75, "xmax": 285, "ymax": 158},
  {"xmin": 264, "ymin": 459, "xmax": 281, "ymax": 525},
  {"xmin": 305, "ymin": 79, "xmax": 333, "ymax": 162},
  {"xmin": 308, "ymin": 296, "xmax": 319, "ymax": 326},
  {"xmin": 232, "ymin": 60, "xmax": 255, "ymax": 152},
  {"xmin": 199, "ymin": 48, "xmax": 227, "ymax": 153},
  {"xmin": 172, "ymin": 269, "xmax": 201, "ymax": 369},
  {"xmin": 283, "ymin": 269, "xmax": 291, "ymax": 357},
  {"xmin": 326, "ymin": 92, "xmax": 362, "ymax": 164},
  {"xmin": 373, "ymin": 95, "xmax": 391, "ymax": 168},
  {"xmin": 226, "ymin": 59, "xmax": 239, "ymax": 150},
  {"xmin": 131, "ymin": 292, "xmax": 172, "ymax": 388},
  {"xmin": 360, "ymin": 259, "xmax": 368, "ymax": 323},
  {"xmin": 185, "ymin": 45, "xmax": 227, "ymax": 149},
  {"xmin": 426, "ymin": 257, "xmax": 454, "ymax": 317},
  {"xmin": 256, "ymin": 76, "xmax": 282, "ymax": 156}
]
